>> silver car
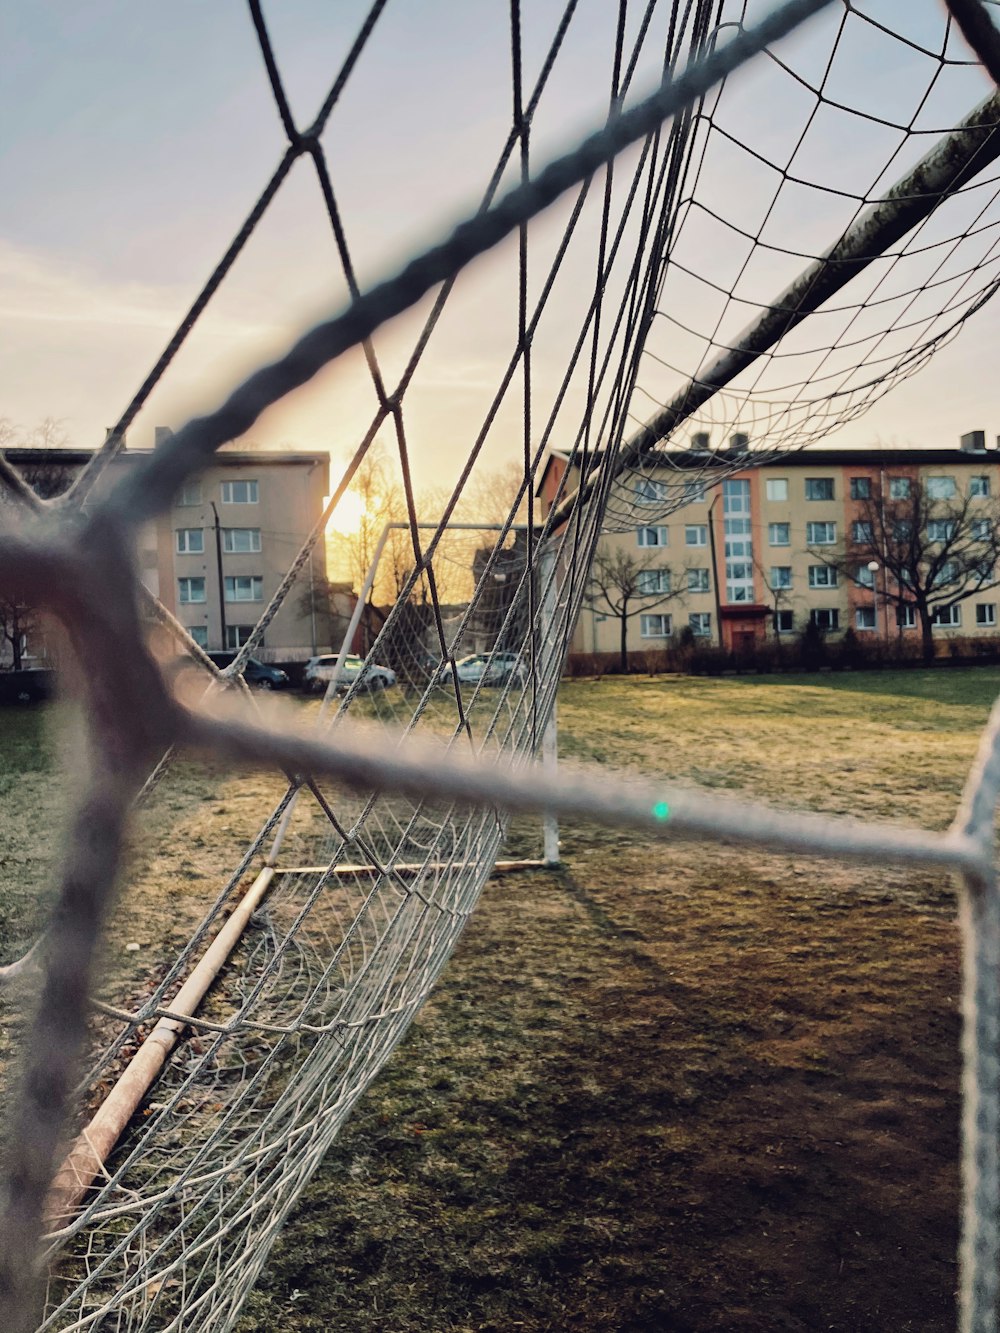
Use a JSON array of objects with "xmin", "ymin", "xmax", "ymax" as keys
[
  {"xmin": 440, "ymin": 652, "xmax": 526, "ymax": 687},
  {"xmin": 303, "ymin": 653, "xmax": 397, "ymax": 694}
]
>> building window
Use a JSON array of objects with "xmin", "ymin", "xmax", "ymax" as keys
[
  {"xmin": 897, "ymin": 604, "xmax": 916, "ymax": 629},
  {"xmin": 978, "ymin": 558, "xmax": 996, "ymax": 583},
  {"xmin": 892, "ymin": 519, "xmax": 913, "ymax": 542},
  {"xmin": 723, "ymin": 479, "xmax": 754, "ymax": 603},
  {"xmin": 851, "ymin": 520, "xmax": 873, "ymax": 544},
  {"xmin": 932, "ymin": 604, "xmax": 961, "ymax": 627},
  {"xmin": 224, "ymin": 575, "xmax": 263, "ymax": 602},
  {"xmin": 765, "ymin": 478, "xmax": 788, "ymax": 502},
  {"xmin": 637, "ymin": 569, "xmax": 671, "ymax": 594},
  {"xmin": 689, "ymin": 612, "xmax": 712, "ymax": 637},
  {"xmin": 178, "ymin": 577, "xmax": 206, "ymax": 604},
  {"xmin": 977, "ymin": 603, "xmax": 997, "ymax": 627},
  {"xmin": 854, "ymin": 564, "xmax": 875, "ymax": 588},
  {"xmin": 811, "ymin": 608, "xmax": 840, "ymax": 631},
  {"xmin": 221, "ymin": 479, "xmax": 259, "ymax": 504},
  {"xmin": 805, "ymin": 477, "xmax": 834, "ymax": 501},
  {"xmin": 687, "ymin": 568, "xmax": 710, "ymax": 593},
  {"xmin": 774, "ymin": 609, "xmax": 794, "ymax": 634},
  {"xmin": 926, "ymin": 476, "xmax": 956, "ymax": 500},
  {"xmin": 927, "ymin": 519, "xmax": 956, "ymax": 542},
  {"xmin": 222, "ymin": 527, "xmax": 262, "ymax": 553},
  {"xmin": 175, "ymin": 528, "xmax": 204, "ymax": 554},
  {"xmin": 226, "ymin": 625, "xmax": 258, "ymax": 649},
  {"xmin": 932, "ymin": 560, "xmax": 959, "ymax": 588},
  {"xmin": 806, "ymin": 521, "xmax": 836, "ymax": 545},
  {"xmin": 635, "ymin": 478, "xmax": 666, "ymax": 504},
  {"xmin": 640, "ymin": 613, "xmax": 672, "ymax": 638},
  {"xmin": 973, "ymin": 518, "xmax": 993, "ymax": 541},
  {"xmin": 682, "ymin": 480, "xmax": 706, "ymax": 503},
  {"xmin": 637, "ymin": 526, "xmax": 668, "ymax": 547},
  {"xmin": 808, "ymin": 565, "xmax": 838, "ymax": 588},
  {"xmin": 770, "ymin": 566, "xmax": 792, "ymax": 589},
  {"xmin": 768, "ymin": 522, "xmax": 790, "ymax": 546},
  {"xmin": 889, "ymin": 477, "xmax": 911, "ymax": 499},
  {"xmin": 850, "ymin": 477, "xmax": 871, "ymax": 500},
  {"xmin": 685, "ymin": 525, "xmax": 708, "ymax": 547},
  {"xmin": 177, "ymin": 481, "xmax": 202, "ymax": 506},
  {"xmin": 189, "ymin": 625, "xmax": 209, "ymax": 648},
  {"xmin": 855, "ymin": 607, "xmax": 877, "ymax": 630},
  {"xmin": 971, "ymin": 476, "xmax": 991, "ymax": 498}
]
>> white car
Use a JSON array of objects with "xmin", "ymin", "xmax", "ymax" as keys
[
  {"xmin": 303, "ymin": 653, "xmax": 397, "ymax": 694},
  {"xmin": 440, "ymin": 652, "xmax": 526, "ymax": 687}
]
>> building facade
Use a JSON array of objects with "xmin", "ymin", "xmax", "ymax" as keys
[
  {"xmin": 3, "ymin": 443, "xmax": 331, "ymax": 665},
  {"xmin": 538, "ymin": 436, "xmax": 1000, "ymax": 660}
]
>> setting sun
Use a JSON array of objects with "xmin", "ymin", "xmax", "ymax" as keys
[{"xmin": 325, "ymin": 488, "xmax": 367, "ymax": 535}]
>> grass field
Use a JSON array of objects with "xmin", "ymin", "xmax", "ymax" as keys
[{"xmin": 2, "ymin": 668, "xmax": 996, "ymax": 1330}]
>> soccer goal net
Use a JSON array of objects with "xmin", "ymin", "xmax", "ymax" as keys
[{"xmin": 2, "ymin": 3, "xmax": 1000, "ymax": 1332}]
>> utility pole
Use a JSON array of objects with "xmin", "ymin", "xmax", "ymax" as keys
[{"xmin": 211, "ymin": 501, "xmax": 227, "ymax": 652}]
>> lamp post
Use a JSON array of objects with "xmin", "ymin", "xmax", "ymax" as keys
[
  {"xmin": 211, "ymin": 501, "xmax": 227, "ymax": 652},
  {"xmin": 867, "ymin": 559, "xmax": 882, "ymax": 642}
]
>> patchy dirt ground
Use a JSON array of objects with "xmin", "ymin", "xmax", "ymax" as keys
[
  {"xmin": 232, "ymin": 671, "xmax": 979, "ymax": 1333},
  {"xmin": 1, "ymin": 670, "xmax": 991, "ymax": 1330},
  {"xmin": 234, "ymin": 843, "xmax": 960, "ymax": 1333}
]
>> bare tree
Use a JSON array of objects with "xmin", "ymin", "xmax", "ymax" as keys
[
  {"xmin": 450, "ymin": 458, "xmax": 531, "ymax": 528},
  {"xmin": 811, "ymin": 477, "xmax": 1000, "ymax": 663},
  {"xmin": 586, "ymin": 548, "xmax": 680, "ymax": 672},
  {"xmin": 753, "ymin": 554, "xmax": 794, "ymax": 650}
]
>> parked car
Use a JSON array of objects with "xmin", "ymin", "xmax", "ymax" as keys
[
  {"xmin": 303, "ymin": 653, "xmax": 397, "ymax": 694},
  {"xmin": 0, "ymin": 668, "xmax": 55, "ymax": 705},
  {"xmin": 439, "ymin": 652, "xmax": 526, "ymax": 687},
  {"xmin": 207, "ymin": 653, "xmax": 289, "ymax": 690}
]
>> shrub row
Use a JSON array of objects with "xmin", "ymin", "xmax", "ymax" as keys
[{"xmin": 565, "ymin": 630, "xmax": 1000, "ymax": 678}]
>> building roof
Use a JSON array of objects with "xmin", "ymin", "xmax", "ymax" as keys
[
  {"xmin": 2, "ymin": 446, "xmax": 330, "ymax": 468},
  {"xmin": 538, "ymin": 443, "xmax": 1000, "ymax": 483}
]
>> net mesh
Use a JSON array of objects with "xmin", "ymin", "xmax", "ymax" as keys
[{"xmin": 2, "ymin": 2, "xmax": 1000, "ymax": 1331}]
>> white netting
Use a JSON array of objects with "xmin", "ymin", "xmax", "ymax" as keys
[{"xmin": 2, "ymin": 3, "xmax": 1000, "ymax": 1332}]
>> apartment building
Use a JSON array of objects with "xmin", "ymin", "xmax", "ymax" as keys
[
  {"xmin": 3, "ymin": 441, "xmax": 331, "ymax": 663},
  {"xmin": 538, "ymin": 434, "xmax": 1000, "ymax": 660}
]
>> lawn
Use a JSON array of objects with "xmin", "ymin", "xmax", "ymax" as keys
[{"xmin": 2, "ymin": 668, "xmax": 997, "ymax": 1330}]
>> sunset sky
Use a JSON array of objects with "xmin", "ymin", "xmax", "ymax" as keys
[{"xmin": 2, "ymin": 1, "xmax": 1000, "ymax": 504}]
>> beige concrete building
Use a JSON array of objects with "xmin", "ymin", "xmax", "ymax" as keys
[
  {"xmin": 538, "ymin": 435, "xmax": 1000, "ymax": 661},
  {"xmin": 3, "ymin": 443, "xmax": 331, "ymax": 664}
]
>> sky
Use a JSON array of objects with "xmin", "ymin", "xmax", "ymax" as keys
[{"xmin": 2, "ymin": 0, "xmax": 1000, "ymax": 505}]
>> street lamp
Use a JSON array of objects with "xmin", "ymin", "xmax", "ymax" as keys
[{"xmin": 867, "ymin": 559, "xmax": 882, "ymax": 640}]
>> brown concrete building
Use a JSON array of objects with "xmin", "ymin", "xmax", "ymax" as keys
[
  {"xmin": 3, "ymin": 443, "xmax": 331, "ymax": 665},
  {"xmin": 539, "ymin": 434, "xmax": 1000, "ymax": 661}
]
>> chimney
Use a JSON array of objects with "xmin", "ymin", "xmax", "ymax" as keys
[
  {"xmin": 691, "ymin": 431, "xmax": 711, "ymax": 451},
  {"xmin": 960, "ymin": 430, "xmax": 986, "ymax": 452},
  {"xmin": 154, "ymin": 426, "xmax": 173, "ymax": 448},
  {"xmin": 728, "ymin": 432, "xmax": 750, "ymax": 453}
]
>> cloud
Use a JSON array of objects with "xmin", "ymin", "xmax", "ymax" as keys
[{"xmin": 0, "ymin": 238, "xmax": 276, "ymax": 337}]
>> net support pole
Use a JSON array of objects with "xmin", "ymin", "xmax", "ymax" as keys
[
  {"xmin": 45, "ymin": 866, "xmax": 276, "ymax": 1232},
  {"xmin": 540, "ymin": 544, "xmax": 560, "ymax": 866},
  {"xmin": 542, "ymin": 714, "xmax": 560, "ymax": 866},
  {"xmin": 547, "ymin": 89, "xmax": 1000, "ymax": 531}
]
